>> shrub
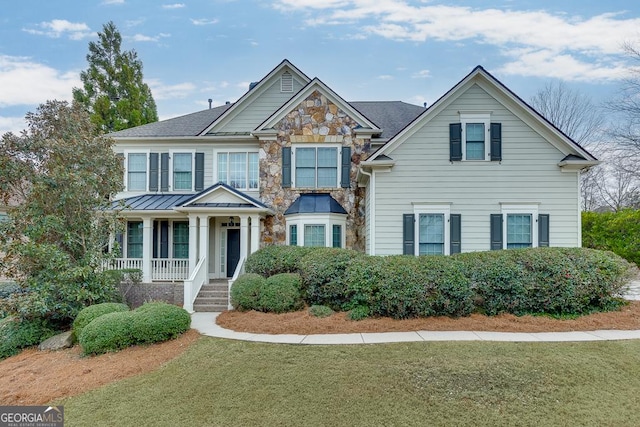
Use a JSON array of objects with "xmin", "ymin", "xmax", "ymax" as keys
[
  {"xmin": 299, "ymin": 248, "xmax": 365, "ymax": 309},
  {"xmin": 345, "ymin": 255, "xmax": 474, "ymax": 319},
  {"xmin": 309, "ymin": 305, "xmax": 334, "ymax": 318},
  {"xmin": 79, "ymin": 302, "xmax": 190, "ymax": 355},
  {"xmin": 348, "ymin": 305, "xmax": 370, "ymax": 321},
  {"xmin": 0, "ymin": 282, "xmax": 21, "ymax": 299},
  {"xmin": 583, "ymin": 210, "xmax": 640, "ymax": 266},
  {"xmin": 259, "ymin": 273, "xmax": 304, "ymax": 313},
  {"xmin": 230, "ymin": 273, "xmax": 266, "ymax": 311},
  {"xmin": 245, "ymin": 245, "xmax": 315, "ymax": 277},
  {"xmin": 0, "ymin": 317, "xmax": 57, "ymax": 360},
  {"xmin": 73, "ymin": 302, "xmax": 130, "ymax": 340}
]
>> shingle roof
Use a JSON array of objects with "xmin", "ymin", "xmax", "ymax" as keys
[
  {"xmin": 107, "ymin": 103, "xmax": 234, "ymax": 138},
  {"xmin": 350, "ymin": 101, "xmax": 426, "ymax": 139},
  {"xmin": 284, "ymin": 193, "xmax": 347, "ymax": 215}
]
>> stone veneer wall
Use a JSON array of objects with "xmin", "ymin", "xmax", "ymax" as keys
[{"xmin": 260, "ymin": 90, "xmax": 370, "ymax": 252}]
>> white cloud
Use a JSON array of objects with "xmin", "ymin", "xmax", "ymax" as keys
[
  {"xmin": 148, "ymin": 79, "xmax": 197, "ymax": 100},
  {"xmin": 271, "ymin": 1, "xmax": 640, "ymax": 81},
  {"xmin": 0, "ymin": 116, "xmax": 28, "ymax": 136},
  {"xmin": 163, "ymin": 3, "xmax": 185, "ymax": 9},
  {"xmin": 0, "ymin": 55, "xmax": 79, "ymax": 108},
  {"xmin": 23, "ymin": 19, "xmax": 92, "ymax": 40},
  {"xmin": 103, "ymin": 0, "xmax": 125, "ymax": 4},
  {"xmin": 412, "ymin": 69, "xmax": 431, "ymax": 79},
  {"xmin": 191, "ymin": 18, "xmax": 219, "ymax": 25},
  {"xmin": 377, "ymin": 75, "xmax": 394, "ymax": 80},
  {"xmin": 129, "ymin": 33, "xmax": 171, "ymax": 42}
]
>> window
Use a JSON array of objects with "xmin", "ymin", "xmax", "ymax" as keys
[
  {"xmin": 127, "ymin": 153, "xmax": 147, "ymax": 191},
  {"xmin": 173, "ymin": 153, "xmax": 192, "ymax": 191},
  {"xmin": 419, "ymin": 214, "xmax": 445, "ymax": 255},
  {"xmin": 295, "ymin": 147, "xmax": 338, "ymax": 188},
  {"xmin": 286, "ymin": 214, "xmax": 346, "ymax": 248},
  {"xmin": 304, "ymin": 225, "xmax": 326, "ymax": 247},
  {"xmin": 289, "ymin": 225, "xmax": 298, "ymax": 246},
  {"xmin": 465, "ymin": 123, "xmax": 485, "ymax": 160},
  {"xmin": 507, "ymin": 214, "xmax": 532, "ymax": 249},
  {"xmin": 173, "ymin": 222, "xmax": 189, "ymax": 258},
  {"xmin": 332, "ymin": 225, "xmax": 342, "ymax": 248},
  {"xmin": 217, "ymin": 152, "xmax": 259, "ymax": 190},
  {"xmin": 127, "ymin": 221, "xmax": 143, "ymax": 258}
]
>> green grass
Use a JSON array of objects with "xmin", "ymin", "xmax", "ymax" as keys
[{"xmin": 60, "ymin": 337, "xmax": 640, "ymax": 427}]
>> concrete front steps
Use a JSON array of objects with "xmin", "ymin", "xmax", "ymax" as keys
[{"xmin": 193, "ymin": 279, "xmax": 229, "ymax": 312}]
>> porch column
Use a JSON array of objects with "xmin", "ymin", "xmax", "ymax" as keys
[
  {"xmin": 142, "ymin": 217, "xmax": 152, "ymax": 283},
  {"xmin": 198, "ymin": 215, "xmax": 209, "ymax": 278},
  {"xmin": 188, "ymin": 215, "xmax": 198, "ymax": 276},
  {"xmin": 250, "ymin": 215, "xmax": 260, "ymax": 254},
  {"xmin": 239, "ymin": 215, "xmax": 249, "ymax": 265}
]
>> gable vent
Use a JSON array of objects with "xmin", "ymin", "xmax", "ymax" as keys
[{"xmin": 281, "ymin": 71, "xmax": 293, "ymax": 92}]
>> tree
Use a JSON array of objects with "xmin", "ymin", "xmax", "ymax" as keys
[
  {"xmin": 73, "ymin": 21, "xmax": 158, "ymax": 133},
  {"xmin": 608, "ymin": 42, "xmax": 640, "ymax": 151},
  {"xmin": 0, "ymin": 100, "xmax": 124, "ymax": 327}
]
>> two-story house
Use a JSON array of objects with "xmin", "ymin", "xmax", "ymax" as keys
[{"xmin": 108, "ymin": 60, "xmax": 598, "ymax": 311}]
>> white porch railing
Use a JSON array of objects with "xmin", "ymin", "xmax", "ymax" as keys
[
  {"xmin": 227, "ymin": 256, "xmax": 246, "ymax": 310},
  {"xmin": 151, "ymin": 259, "xmax": 189, "ymax": 282},
  {"xmin": 183, "ymin": 257, "xmax": 207, "ymax": 313},
  {"xmin": 103, "ymin": 258, "xmax": 189, "ymax": 282}
]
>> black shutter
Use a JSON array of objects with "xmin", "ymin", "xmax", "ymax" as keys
[
  {"xmin": 160, "ymin": 153, "xmax": 169, "ymax": 192},
  {"xmin": 149, "ymin": 153, "xmax": 159, "ymax": 191},
  {"xmin": 450, "ymin": 123, "xmax": 462, "ymax": 161},
  {"xmin": 450, "ymin": 214, "xmax": 461, "ymax": 254},
  {"xmin": 403, "ymin": 214, "xmax": 415, "ymax": 255},
  {"xmin": 282, "ymin": 147, "xmax": 291, "ymax": 188},
  {"xmin": 160, "ymin": 221, "xmax": 169, "ymax": 258},
  {"xmin": 341, "ymin": 147, "xmax": 351, "ymax": 188},
  {"xmin": 115, "ymin": 232, "xmax": 124, "ymax": 257},
  {"xmin": 490, "ymin": 123, "xmax": 502, "ymax": 161},
  {"xmin": 195, "ymin": 152, "xmax": 205, "ymax": 191},
  {"xmin": 538, "ymin": 214, "xmax": 550, "ymax": 247},
  {"xmin": 152, "ymin": 220, "xmax": 158, "ymax": 259},
  {"xmin": 490, "ymin": 214, "xmax": 503, "ymax": 250}
]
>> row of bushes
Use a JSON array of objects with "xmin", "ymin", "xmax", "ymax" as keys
[
  {"xmin": 237, "ymin": 245, "xmax": 636, "ymax": 319},
  {"xmin": 77, "ymin": 302, "xmax": 191, "ymax": 355},
  {"xmin": 582, "ymin": 210, "xmax": 640, "ymax": 266},
  {"xmin": 231, "ymin": 273, "xmax": 304, "ymax": 313}
]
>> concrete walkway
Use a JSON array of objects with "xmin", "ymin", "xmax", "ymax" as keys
[{"xmin": 190, "ymin": 281, "xmax": 640, "ymax": 344}]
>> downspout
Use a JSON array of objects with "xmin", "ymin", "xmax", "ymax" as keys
[{"xmin": 359, "ymin": 167, "xmax": 375, "ymax": 256}]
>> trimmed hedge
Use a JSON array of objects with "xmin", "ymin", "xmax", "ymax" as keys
[
  {"xmin": 582, "ymin": 210, "xmax": 640, "ymax": 266},
  {"xmin": 245, "ymin": 245, "xmax": 314, "ymax": 277},
  {"xmin": 230, "ymin": 273, "xmax": 266, "ymax": 311},
  {"xmin": 78, "ymin": 302, "xmax": 190, "ymax": 355},
  {"xmin": 73, "ymin": 302, "xmax": 130, "ymax": 340},
  {"xmin": 309, "ymin": 305, "xmax": 334, "ymax": 318},
  {"xmin": 231, "ymin": 272, "xmax": 304, "ymax": 313},
  {"xmin": 0, "ymin": 317, "xmax": 57, "ymax": 360},
  {"xmin": 298, "ymin": 247, "xmax": 365, "ymax": 310}
]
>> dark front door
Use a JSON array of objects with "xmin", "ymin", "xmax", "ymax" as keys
[{"xmin": 227, "ymin": 229, "xmax": 241, "ymax": 277}]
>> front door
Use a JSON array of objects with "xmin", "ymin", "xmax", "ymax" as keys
[{"xmin": 226, "ymin": 229, "xmax": 241, "ymax": 277}]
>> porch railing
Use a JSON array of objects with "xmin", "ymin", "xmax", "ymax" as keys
[
  {"xmin": 151, "ymin": 259, "xmax": 189, "ymax": 282},
  {"xmin": 184, "ymin": 257, "xmax": 207, "ymax": 313},
  {"xmin": 104, "ymin": 258, "xmax": 143, "ymax": 272},
  {"xmin": 227, "ymin": 256, "xmax": 246, "ymax": 310}
]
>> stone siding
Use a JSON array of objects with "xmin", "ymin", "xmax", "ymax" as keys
[{"xmin": 260, "ymin": 90, "xmax": 370, "ymax": 251}]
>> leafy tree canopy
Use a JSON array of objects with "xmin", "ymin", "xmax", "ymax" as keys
[{"xmin": 73, "ymin": 21, "xmax": 158, "ymax": 133}]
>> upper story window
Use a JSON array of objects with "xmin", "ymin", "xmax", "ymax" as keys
[
  {"xmin": 172, "ymin": 153, "xmax": 193, "ymax": 191},
  {"xmin": 450, "ymin": 112, "xmax": 501, "ymax": 162},
  {"xmin": 294, "ymin": 146, "xmax": 338, "ymax": 188},
  {"xmin": 127, "ymin": 153, "xmax": 147, "ymax": 191},
  {"xmin": 217, "ymin": 152, "xmax": 259, "ymax": 190}
]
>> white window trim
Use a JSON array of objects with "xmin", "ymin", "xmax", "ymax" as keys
[
  {"xmin": 214, "ymin": 150, "xmax": 260, "ymax": 191},
  {"xmin": 286, "ymin": 213, "xmax": 346, "ymax": 248},
  {"xmin": 413, "ymin": 204, "xmax": 451, "ymax": 256},
  {"xmin": 291, "ymin": 144, "xmax": 341, "ymax": 189},
  {"xmin": 124, "ymin": 149, "xmax": 150, "ymax": 192},
  {"xmin": 169, "ymin": 149, "xmax": 196, "ymax": 192},
  {"xmin": 460, "ymin": 112, "xmax": 491, "ymax": 161},
  {"xmin": 500, "ymin": 203, "xmax": 539, "ymax": 249}
]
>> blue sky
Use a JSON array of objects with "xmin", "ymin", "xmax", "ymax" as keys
[{"xmin": 1, "ymin": 0, "xmax": 639, "ymax": 135}]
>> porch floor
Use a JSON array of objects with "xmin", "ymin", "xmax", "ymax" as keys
[{"xmin": 193, "ymin": 279, "xmax": 229, "ymax": 312}]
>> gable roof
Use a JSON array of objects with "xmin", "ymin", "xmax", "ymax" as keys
[
  {"xmin": 177, "ymin": 182, "xmax": 272, "ymax": 211},
  {"xmin": 371, "ymin": 66, "xmax": 598, "ymax": 162},
  {"xmin": 350, "ymin": 101, "xmax": 425, "ymax": 140},
  {"xmin": 199, "ymin": 59, "xmax": 311, "ymax": 136},
  {"xmin": 254, "ymin": 77, "xmax": 381, "ymax": 134}
]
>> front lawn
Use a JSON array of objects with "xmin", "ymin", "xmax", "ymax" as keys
[{"xmin": 60, "ymin": 336, "xmax": 640, "ymax": 426}]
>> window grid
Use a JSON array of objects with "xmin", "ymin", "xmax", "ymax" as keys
[
  {"xmin": 173, "ymin": 153, "xmax": 192, "ymax": 190},
  {"xmin": 128, "ymin": 153, "xmax": 147, "ymax": 191},
  {"xmin": 217, "ymin": 152, "xmax": 259, "ymax": 190},
  {"xmin": 290, "ymin": 225, "xmax": 298, "ymax": 246},
  {"xmin": 127, "ymin": 221, "xmax": 143, "ymax": 258},
  {"xmin": 419, "ymin": 213, "xmax": 444, "ymax": 255},
  {"xmin": 507, "ymin": 214, "xmax": 532, "ymax": 248},
  {"xmin": 173, "ymin": 222, "xmax": 189, "ymax": 259},
  {"xmin": 304, "ymin": 225, "xmax": 325, "ymax": 247},
  {"xmin": 295, "ymin": 147, "xmax": 338, "ymax": 188},
  {"xmin": 332, "ymin": 224, "xmax": 342, "ymax": 248},
  {"xmin": 466, "ymin": 123, "xmax": 485, "ymax": 160}
]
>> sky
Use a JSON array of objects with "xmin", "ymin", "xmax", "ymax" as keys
[{"xmin": 1, "ymin": 0, "xmax": 639, "ymax": 135}]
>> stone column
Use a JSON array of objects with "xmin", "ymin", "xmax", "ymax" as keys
[
  {"xmin": 142, "ymin": 217, "xmax": 152, "ymax": 283},
  {"xmin": 250, "ymin": 215, "xmax": 260, "ymax": 254}
]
